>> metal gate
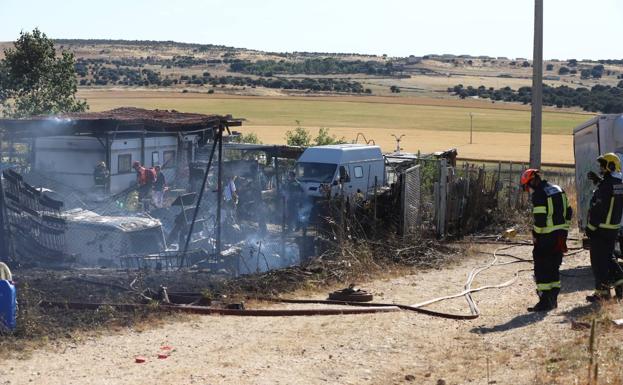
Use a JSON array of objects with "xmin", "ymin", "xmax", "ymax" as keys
[{"xmin": 401, "ymin": 165, "xmax": 421, "ymax": 236}]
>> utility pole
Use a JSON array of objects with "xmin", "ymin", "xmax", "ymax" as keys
[
  {"xmin": 469, "ymin": 113, "xmax": 473, "ymax": 144},
  {"xmin": 529, "ymin": 0, "xmax": 543, "ymax": 169}
]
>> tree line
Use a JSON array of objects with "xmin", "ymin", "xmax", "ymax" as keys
[
  {"xmin": 449, "ymin": 83, "xmax": 623, "ymax": 113},
  {"xmin": 228, "ymin": 58, "xmax": 396, "ymax": 76},
  {"xmin": 76, "ymin": 63, "xmax": 370, "ymax": 93}
]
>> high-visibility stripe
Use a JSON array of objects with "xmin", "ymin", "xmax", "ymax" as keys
[
  {"xmin": 533, "ymin": 223, "xmax": 569, "ymax": 234},
  {"xmin": 593, "ymin": 196, "xmax": 620, "ymax": 230},
  {"xmin": 594, "ymin": 289, "xmax": 610, "ymax": 295},
  {"xmin": 533, "ymin": 190, "xmax": 570, "ymax": 234},
  {"xmin": 587, "ymin": 223, "xmax": 597, "ymax": 231},
  {"xmin": 599, "ymin": 223, "xmax": 621, "ymax": 229},
  {"xmin": 537, "ymin": 283, "xmax": 552, "ymax": 291},
  {"xmin": 613, "ymin": 279, "xmax": 623, "ymax": 287},
  {"xmin": 537, "ymin": 281, "xmax": 560, "ymax": 291},
  {"xmin": 606, "ymin": 197, "xmax": 615, "ymax": 226},
  {"xmin": 546, "ymin": 197, "xmax": 554, "ymax": 229}
]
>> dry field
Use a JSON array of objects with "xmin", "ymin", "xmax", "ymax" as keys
[
  {"xmin": 1, "ymin": 244, "xmax": 618, "ymax": 385},
  {"xmin": 80, "ymin": 90, "xmax": 590, "ymax": 163}
]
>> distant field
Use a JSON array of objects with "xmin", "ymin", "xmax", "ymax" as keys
[{"xmin": 80, "ymin": 89, "xmax": 591, "ymax": 163}]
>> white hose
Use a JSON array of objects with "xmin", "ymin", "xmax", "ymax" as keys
[{"xmin": 0, "ymin": 262, "xmax": 12, "ymax": 281}]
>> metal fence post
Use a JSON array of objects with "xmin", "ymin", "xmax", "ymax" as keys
[
  {"xmin": 401, "ymin": 172, "xmax": 407, "ymax": 236},
  {"xmin": 282, "ymin": 195, "xmax": 286, "ymax": 260}
]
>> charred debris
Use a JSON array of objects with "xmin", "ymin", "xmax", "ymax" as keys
[{"xmin": 0, "ymin": 107, "xmax": 512, "ymax": 285}]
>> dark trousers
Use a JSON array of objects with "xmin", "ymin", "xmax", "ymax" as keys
[
  {"xmin": 589, "ymin": 230, "xmax": 623, "ymax": 291},
  {"xmin": 533, "ymin": 233, "xmax": 564, "ymax": 291}
]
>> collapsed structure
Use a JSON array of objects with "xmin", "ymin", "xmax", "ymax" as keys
[
  {"xmin": 0, "ymin": 107, "xmax": 239, "ymax": 195},
  {"xmin": 0, "ymin": 106, "xmax": 560, "ymax": 274}
]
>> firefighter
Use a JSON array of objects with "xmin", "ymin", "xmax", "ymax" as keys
[
  {"xmin": 585, "ymin": 153, "xmax": 623, "ymax": 302},
  {"xmin": 521, "ymin": 169, "xmax": 572, "ymax": 312},
  {"xmin": 93, "ymin": 161, "xmax": 109, "ymax": 187},
  {"xmin": 132, "ymin": 161, "xmax": 153, "ymax": 211}
]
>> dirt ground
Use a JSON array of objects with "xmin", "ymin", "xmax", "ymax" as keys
[{"xmin": 0, "ymin": 243, "xmax": 607, "ymax": 385}]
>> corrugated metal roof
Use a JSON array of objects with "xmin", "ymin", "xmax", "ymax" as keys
[{"xmin": 0, "ymin": 107, "xmax": 242, "ymax": 138}]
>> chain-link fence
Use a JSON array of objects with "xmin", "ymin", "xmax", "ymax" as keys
[
  {"xmin": 394, "ymin": 158, "xmax": 576, "ymax": 238},
  {"xmin": 401, "ymin": 165, "xmax": 421, "ymax": 236}
]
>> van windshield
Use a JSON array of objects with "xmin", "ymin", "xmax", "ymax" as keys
[{"xmin": 295, "ymin": 162, "xmax": 337, "ymax": 183}]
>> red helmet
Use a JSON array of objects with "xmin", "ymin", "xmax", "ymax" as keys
[{"xmin": 520, "ymin": 169, "xmax": 540, "ymax": 191}]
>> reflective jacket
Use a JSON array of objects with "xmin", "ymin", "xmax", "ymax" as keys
[
  {"xmin": 587, "ymin": 173, "xmax": 623, "ymax": 233},
  {"xmin": 531, "ymin": 180, "xmax": 572, "ymax": 235}
]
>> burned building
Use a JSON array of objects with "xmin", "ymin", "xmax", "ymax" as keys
[
  {"xmin": 0, "ymin": 107, "xmax": 241, "ymax": 196},
  {"xmin": 0, "ymin": 108, "xmax": 242, "ymax": 267}
]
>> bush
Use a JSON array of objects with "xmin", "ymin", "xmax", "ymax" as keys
[
  {"xmin": 285, "ymin": 124, "xmax": 312, "ymax": 146},
  {"xmin": 314, "ymin": 127, "xmax": 346, "ymax": 145},
  {"xmin": 234, "ymin": 132, "xmax": 262, "ymax": 144}
]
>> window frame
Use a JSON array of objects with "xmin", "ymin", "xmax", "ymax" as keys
[
  {"xmin": 162, "ymin": 150, "xmax": 176, "ymax": 168},
  {"xmin": 353, "ymin": 165, "xmax": 364, "ymax": 179},
  {"xmin": 151, "ymin": 151, "xmax": 160, "ymax": 167},
  {"xmin": 117, "ymin": 154, "xmax": 132, "ymax": 174}
]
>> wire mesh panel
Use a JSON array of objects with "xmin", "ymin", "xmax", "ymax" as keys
[
  {"xmin": 401, "ymin": 165, "xmax": 421, "ymax": 236},
  {"xmin": 1, "ymin": 170, "xmax": 68, "ymax": 264}
]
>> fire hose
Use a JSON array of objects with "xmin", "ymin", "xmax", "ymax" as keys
[{"xmin": 42, "ymin": 245, "xmax": 562, "ymax": 320}]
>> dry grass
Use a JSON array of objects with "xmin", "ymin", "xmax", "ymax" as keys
[{"xmin": 535, "ymin": 301, "xmax": 623, "ymax": 385}]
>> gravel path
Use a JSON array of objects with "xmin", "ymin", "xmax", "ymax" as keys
[{"xmin": 0, "ymin": 244, "xmax": 598, "ymax": 385}]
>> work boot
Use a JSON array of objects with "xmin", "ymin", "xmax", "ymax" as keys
[
  {"xmin": 528, "ymin": 291, "xmax": 555, "ymax": 312},
  {"xmin": 586, "ymin": 290, "xmax": 611, "ymax": 303},
  {"xmin": 550, "ymin": 287, "xmax": 560, "ymax": 309}
]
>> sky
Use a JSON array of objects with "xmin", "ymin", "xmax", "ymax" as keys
[{"xmin": 0, "ymin": 0, "xmax": 622, "ymax": 60}]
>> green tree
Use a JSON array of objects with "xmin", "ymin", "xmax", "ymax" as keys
[
  {"xmin": 284, "ymin": 122, "xmax": 312, "ymax": 146},
  {"xmin": 234, "ymin": 132, "xmax": 262, "ymax": 144},
  {"xmin": 0, "ymin": 29, "xmax": 88, "ymax": 117},
  {"xmin": 314, "ymin": 127, "xmax": 346, "ymax": 145}
]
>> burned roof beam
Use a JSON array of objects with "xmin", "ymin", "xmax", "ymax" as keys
[{"xmin": 0, "ymin": 108, "xmax": 240, "ymax": 140}]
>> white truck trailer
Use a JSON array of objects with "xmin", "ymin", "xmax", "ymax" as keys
[{"xmin": 573, "ymin": 114, "xmax": 623, "ymax": 231}]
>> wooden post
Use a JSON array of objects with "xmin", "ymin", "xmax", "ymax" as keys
[
  {"xmin": 495, "ymin": 161, "xmax": 502, "ymax": 202},
  {"xmin": 508, "ymin": 162, "xmax": 513, "ymax": 208},
  {"xmin": 373, "ymin": 176, "xmax": 378, "ymax": 236}
]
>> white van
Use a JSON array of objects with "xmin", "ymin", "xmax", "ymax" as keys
[{"xmin": 295, "ymin": 144, "xmax": 385, "ymax": 198}]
